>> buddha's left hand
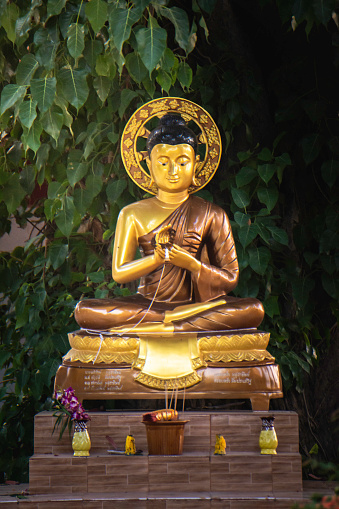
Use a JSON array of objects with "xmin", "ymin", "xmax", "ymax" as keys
[{"xmin": 168, "ymin": 244, "xmax": 201, "ymax": 273}]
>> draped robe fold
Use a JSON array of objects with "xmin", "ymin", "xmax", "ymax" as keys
[{"xmin": 75, "ymin": 196, "xmax": 264, "ymax": 332}]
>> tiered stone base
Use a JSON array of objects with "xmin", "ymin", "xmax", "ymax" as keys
[{"xmin": 29, "ymin": 411, "xmax": 303, "ymax": 508}]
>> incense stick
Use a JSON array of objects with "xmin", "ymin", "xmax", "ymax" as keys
[
  {"xmin": 174, "ymin": 379, "xmax": 178, "ymax": 413},
  {"xmin": 169, "ymin": 384, "xmax": 175, "ymax": 410},
  {"xmin": 165, "ymin": 381, "xmax": 168, "ymax": 411},
  {"xmin": 182, "ymin": 383, "xmax": 186, "ymax": 417}
]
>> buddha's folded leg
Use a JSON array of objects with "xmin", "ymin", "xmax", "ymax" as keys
[
  {"xmin": 172, "ymin": 296, "xmax": 265, "ymax": 332},
  {"xmin": 74, "ymin": 294, "xmax": 174, "ymax": 330}
]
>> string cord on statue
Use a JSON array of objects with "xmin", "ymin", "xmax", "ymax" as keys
[{"xmin": 88, "ymin": 261, "xmax": 167, "ymax": 363}]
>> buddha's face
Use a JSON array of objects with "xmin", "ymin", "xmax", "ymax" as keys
[{"xmin": 147, "ymin": 144, "xmax": 197, "ymax": 193}]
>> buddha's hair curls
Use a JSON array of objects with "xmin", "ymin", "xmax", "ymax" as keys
[{"xmin": 146, "ymin": 113, "xmax": 198, "ymax": 155}]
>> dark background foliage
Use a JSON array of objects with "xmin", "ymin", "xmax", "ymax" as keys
[{"xmin": 0, "ymin": 0, "xmax": 338, "ymax": 482}]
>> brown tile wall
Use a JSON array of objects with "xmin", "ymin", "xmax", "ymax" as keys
[
  {"xmin": 30, "ymin": 411, "xmax": 302, "ymax": 498},
  {"xmin": 34, "ymin": 410, "xmax": 299, "ymax": 456}
]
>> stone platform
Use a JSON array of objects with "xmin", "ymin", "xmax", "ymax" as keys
[{"xmin": 28, "ymin": 411, "xmax": 303, "ymax": 508}]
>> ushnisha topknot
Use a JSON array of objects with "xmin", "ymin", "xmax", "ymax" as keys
[{"xmin": 146, "ymin": 113, "xmax": 198, "ymax": 156}]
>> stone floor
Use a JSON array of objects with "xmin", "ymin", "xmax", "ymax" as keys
[{"xmin": 0, "ymin": 481, "xmax": 336, "ymax": 508}]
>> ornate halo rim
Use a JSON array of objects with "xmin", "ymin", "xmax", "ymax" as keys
[{"xmin": 120, "ymin": 97, "xmax": 222, "ymax": 195}]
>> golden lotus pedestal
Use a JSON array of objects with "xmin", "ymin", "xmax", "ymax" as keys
[{"xmin": 54, "ymin": 329, "xmax": 283, "ymax": 411}]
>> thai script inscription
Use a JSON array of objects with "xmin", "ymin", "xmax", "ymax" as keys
[
  {"xmin": 83, "ymin": 370, "xmax": 123, "ymax": 392},
  {"xmin": 214, "ymin": 370, "xmax": 252, "ymax": 386}
]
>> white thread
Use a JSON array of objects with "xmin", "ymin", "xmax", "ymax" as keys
[
  {"xmin": 92, "ymin": 333, "xmax": 105, "ymax": 364},
  {"xmin": 88, "ymin": 263, "xmax": 167, "ymax": 362}
]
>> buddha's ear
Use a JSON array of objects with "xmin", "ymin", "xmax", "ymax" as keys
[
  {"xmin": 146, "ymin": 156, "xmax": 155, "ymax": 187},
  {"xmin": 192, "ymin": 154, "xmax": 200, "ymax": 186}
]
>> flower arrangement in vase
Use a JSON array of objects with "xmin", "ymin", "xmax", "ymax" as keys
[{"xmin": 53, "ymin": 387, "xmax": 91, "ymax": 456}]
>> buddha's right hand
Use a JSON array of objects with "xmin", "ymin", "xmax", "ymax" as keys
[{"xmin": 154, "ymin": 244, "xmax": 167, "ymax": 265}]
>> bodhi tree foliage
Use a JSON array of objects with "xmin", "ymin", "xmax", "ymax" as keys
[{"xmin": 0, "ymin": 0, "xmax": 338, "ymax": 481}]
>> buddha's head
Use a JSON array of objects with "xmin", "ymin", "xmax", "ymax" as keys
[{"xmin": 146, "ymin": 114, "xmax": 199, "ymax": 193}]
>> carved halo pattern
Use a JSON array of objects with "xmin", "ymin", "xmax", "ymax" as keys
[{"xmin": 121, "ymin": 97, "xmax": 222, "ymax": 195}]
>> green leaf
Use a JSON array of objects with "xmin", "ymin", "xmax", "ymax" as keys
[
  {"xmin": 0, "ymin": 84, "xmax": 27, "ymax": 115},
  {"xmin": 109, "ymin": 6, "xmax": 140, "ymax": 54},
  {"xmin": 95, "ymin": 54, "xmax": 116, "ymax": 78},
  {"xmin": 106, "ymin": 179, "xmax": 127, "ymax": 203},
  {"xmin": 18, "ymin": 99, "xmax": 37, "ymax": 129},
  {"xmin": 19, "ymin": 166, "xmax": 36, "ymax": 194},
  {"xmin": 36, "ymin": 144, "xmax": 50, "ymax": 171},
  {"xmin": 309, "ymin": 443, "xmax": 319, "ymax": 455},
  {"xmin": 256, "ymin": 223, "xmax": 271, "ymax": 244},
  {"xmin": 257, "ymin": 186, "xmax": 279, "ymax": 212},
  {"xmin": 0, "ymin": 351, "xmax": 11, "ymax": 370},
  {"xmin": 16, "ymin": 54, "xmax": 39, "ymax": 86},
  {"xmin": 156, "ymin": 69, "xmax": 172, "ymax": 93},
  {"xmin": 88, "ymin": 271, "xmax": 105, "ymax": 283},
  {"xmin": 303, "ymin": 251, "xmax": 318, "ymax": 268},
  {"xmin": 48, "ymin": 181, "xmax": 67, "ymax": 199},
  {"xmin": 47, "ymin": 0, "xmax": 67, "ymax": 18},
  {"xmin": 67, "ymin": 150, "xmax": 88, "ymax": 187},
  {"xmin": 220, "ymin": 71, "xmax": 239, "ymax": 101},
  {"xmin": 0, "ymin": 3, "xmax": 19, "ymax": 43},
  {"xmin": 160, "ymin": 6, "xmax": 190, "ymax": 52},
  {"xmin": 177, "ymin": 61, "xmax": 192, "ymax": 89},
  {"xmin": 41, "ymin": 106, "xmax": 64, "ymax": 142},
  {"xmin": 85, "ymin": 0, "xmax": 108, "ymax": 33},
  {"xmin": 118, "ymin": 89, "xmax": 138, "ymax": 118},
  {"xmin": 263, "ymin": 295, "xmax": 280, "ymax": 318},
  {"xmin": 125, "ymin": 52, "xmax": 148, "ymax": 84},
  {"xmin": 22, "ymin": 120, "xmax": 43, "ymax": 154},
  {"xmin": 199, "ymin": 15, "xmax": 209, "ymax": 40},
  {"xmin": 197, "ymin": 0, "xmax": 217, "ymax": 14},
  {"xmin": 275, "ymin": 152, "xmax": 291, "ymax": 166},
  {"xmin": 74, "ymin": 187, "xmax": 93, "ymax": 216},
  {"xmin": 258, "ymin": 147, "xmax": 272, "ymax": 161},
  {"xmin": 55, "ymin": 95, "xmax": 73, "ymax": 128},
  {"xmin": 0, "ymin": 173, "xmax": 26, "ymax": 214},
  {"xmin": 322, "ymin": 272, "xmax": 339, "ymax": 300},
  {"xmin": 301, "ymin": 134, "xmax": 322, "ymax": 166},
  {"xmin": 291, "ymin": 278, "xmax": 315, "ymax": 308},
  {"xmin": 235, "ymin": 167, "xmax": 257, "ymax": 187},
  {"xmin": 30, "ymin": 77, "xmax": 57, "ymax": 113},
  {"xmin": 238, "ymin": 223, "xmax": 258, "ymax": 248},
  {"xmin": 67, "ymin": 23, "xmax": 85, "ymax": 60},
  {"xmin": 135, "ymin": 16, "xmax": 167, "ymax": 74},
  {"xmin": 258, "ymin": 164, "xmax": 276, "ymax": 184},
  {"xmin": 93, "ymin": 76, "xmax": 111, "ymax": 103},
  {"xmin": 321, "ymin": 159, "xmax": 339, "ymax": 188},
  {"xmin": 58, "ymin": 68, "xmax": 89, "ymax": 111},
  {"xmin": 237, "ymin": 150, "xmax": 252, "ymax": 163},
  {"xmin": 83, "ymin": 40, "xmax": 103, "ymax": 68},
  {"xmin": 313, "ymin": 0, "xmax": 333, "ymax": 24},
  {"xmin": 231, "ymin": 187, "xmax": 250, "ymax": 209},
  {"xmin": 160, "ymin": 48, "xmax": 175, "ymax": 72},
  {"xmin": 55, "ymin": 195, "xmax": 76, "ymax": 237},
  {"xmin": 86, "ymin": 174, "xmax": 103, "ymax": 199},
  {"xmin": 36, "ymin": 41, "xmax": 59, "ymax": 71},
  {"xmin": 47, "ymin": 243, "xmax": 68, "ymax": 270},
  {"xmin": 266, "ymin": 226, "xmax": 288, "ymax": 246},
  {"xmin": 248, "ymin": 247, "xmax": 271, "ymax": 275},
  {"xmin": 234, "ymin": 211, "xmax": 251, "ymax": 227},
  {"xmin": 227, "ymin": 100, "xmax": 241, "ymax": 122}
]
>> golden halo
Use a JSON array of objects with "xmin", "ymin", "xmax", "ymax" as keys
[{"xmin": 120, "ymin": 97, "xmax": 222, "ymax": 195}]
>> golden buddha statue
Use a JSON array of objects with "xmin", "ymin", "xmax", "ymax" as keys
[
  {"xmin": 74, "ymin": 114, "xmax": 264, "ymax": 333},
  {"xmin": 55, "ymin": 98, "xmax": 282, "ymax": 409}
]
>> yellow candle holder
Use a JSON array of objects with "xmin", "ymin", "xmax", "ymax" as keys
[{"xmin": 259, "ymin": 416, "xmax": 278, "ymax": 454}]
